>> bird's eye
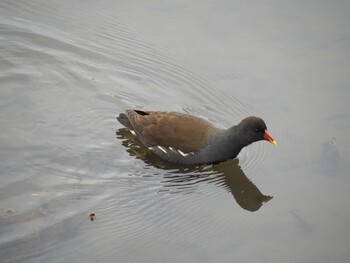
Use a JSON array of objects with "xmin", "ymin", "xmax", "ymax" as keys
[{"xmin": 254, "ymin": 128, "xmax": 260, "ymax": 132}]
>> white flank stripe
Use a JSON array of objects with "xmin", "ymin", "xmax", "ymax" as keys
[
  {"xmin": 178, "ymin": 150, "xmax": 189, "ymax": 157},
  {"xmin": 169, "ymin": 147, "xmax": 176, "ymax": 152},
  {"xmin": 157, "ymin": 146, "xmax": 167, "ymax": 154}
]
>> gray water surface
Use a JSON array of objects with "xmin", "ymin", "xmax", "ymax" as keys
[{"xmin": 1, "ymin": 1, "xmax": 350, "ymax": 262}]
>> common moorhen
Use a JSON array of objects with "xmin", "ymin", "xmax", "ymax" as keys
[{"xmin": 117, "ymin": 110, "xmax": 276, "ymax": 164}]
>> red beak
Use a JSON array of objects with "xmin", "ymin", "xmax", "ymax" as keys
[{"xmin": 264, "ymin": 130, "xmax": 277, "ymax": 145}]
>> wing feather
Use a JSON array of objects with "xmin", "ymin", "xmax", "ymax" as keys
[{"xmin": 125, "ymin": 110, "xmax": 217, "ymax": 153}]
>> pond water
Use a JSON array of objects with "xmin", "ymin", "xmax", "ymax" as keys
[{"xmin": 1, "ymin": 1, "xmax": 350, "ymax": 262}]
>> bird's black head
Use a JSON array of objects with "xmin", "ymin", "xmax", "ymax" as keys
[{"xmin": 237, "ymin": 116, "xmax": 276, "ymax": 145}]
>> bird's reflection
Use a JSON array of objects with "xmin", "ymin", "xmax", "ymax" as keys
[{"xmin": 116, "ymin": 128, "xmax": 272, "ymax": 212}]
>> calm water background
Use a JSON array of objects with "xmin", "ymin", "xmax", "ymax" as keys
[{"xmin": 1, "ymin": 1, "xmax": 350, "ymax": 262}]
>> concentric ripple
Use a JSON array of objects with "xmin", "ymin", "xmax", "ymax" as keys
[{"xmin": 0, "ymin": 1, "xmax": 276, "ymax": 262}]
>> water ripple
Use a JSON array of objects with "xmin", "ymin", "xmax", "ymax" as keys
[{"xmin": 0, "ymin": 3, "xmax": 276, "ymax": 262}]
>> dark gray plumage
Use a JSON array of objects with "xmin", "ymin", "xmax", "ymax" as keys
[{"xmin": 117, "ymin": 110, "xmax": 276, "ymax": 164}]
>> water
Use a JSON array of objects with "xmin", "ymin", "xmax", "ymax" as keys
[{"xmin": 1, "ymin": 1, "xmax": 350, "ymax": 262}]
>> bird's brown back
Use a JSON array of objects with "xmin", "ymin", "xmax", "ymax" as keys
[{"xmin": 125, "ymin": 110, "xmax": 219, "ymax": 153}]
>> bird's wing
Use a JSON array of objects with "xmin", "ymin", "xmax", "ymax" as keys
[{"xmin": 125, "ymin": 110, "xmax": 217, "ymax": 153}]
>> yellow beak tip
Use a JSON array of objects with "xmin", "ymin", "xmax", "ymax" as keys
[{"xmin": 270, "ymin": 140, "xmax": 277, "ymax": 146}]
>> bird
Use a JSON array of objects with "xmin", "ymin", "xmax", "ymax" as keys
[{"xmin": 117, "ymin": 109, "xmax": 276, "ymax": 165}]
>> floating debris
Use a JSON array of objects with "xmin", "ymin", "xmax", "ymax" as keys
[
  {"xmin": 89, "ymin": 212, "xmax": 96, "ymax": 221},
  {"xmin": 331, "ymin": 136, "xmax": 336, "ymax": 145},
  {"xmin": 5, "ymin": 208, "xmax": 14, "ymax": 214}
]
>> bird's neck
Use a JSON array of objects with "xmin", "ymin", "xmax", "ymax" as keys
[
  {"xmin": 225, "ymin": 125, "xmax": 251, "ymax": 153},
  {"xmin": 206, "ymin": 127, "xmax": 246, "ymax": 158}
]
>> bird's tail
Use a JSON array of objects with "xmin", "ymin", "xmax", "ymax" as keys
[{"xmin": 117, "ymin": 113, "xmax": 134, "ymax": 130}]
